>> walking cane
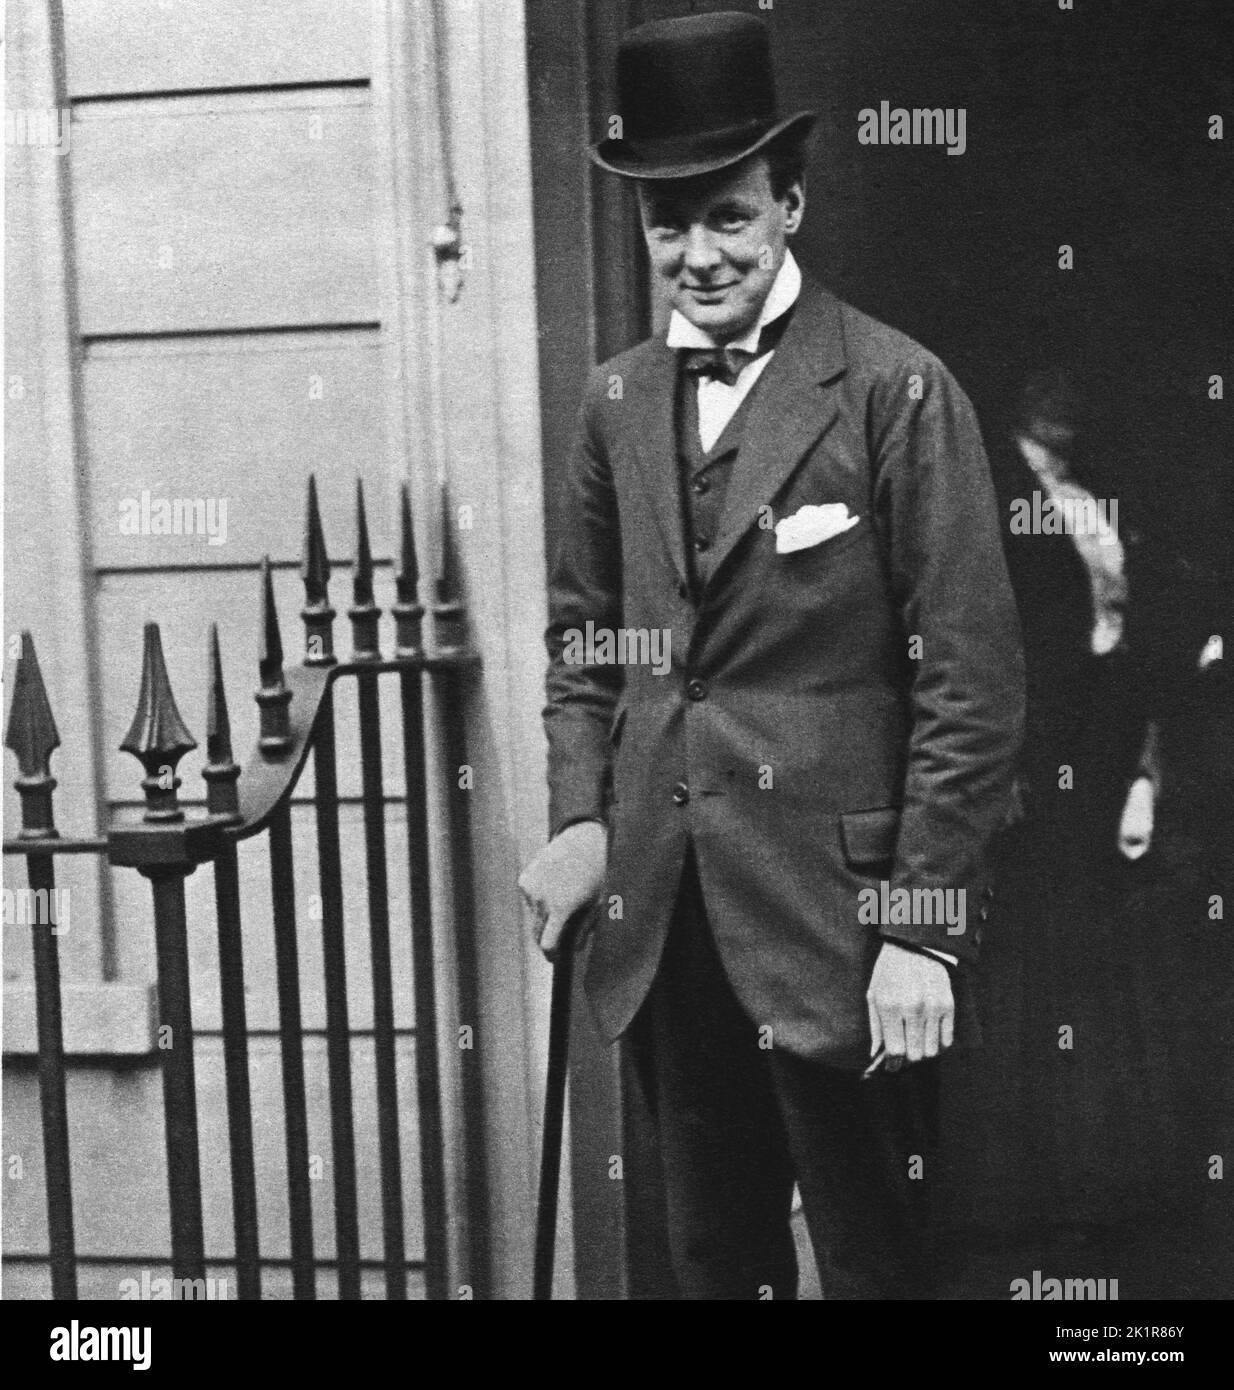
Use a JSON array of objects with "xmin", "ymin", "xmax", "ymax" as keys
[{"xmin": 532, "ymin": 906, "xmax": 586, "ymax": 1300}]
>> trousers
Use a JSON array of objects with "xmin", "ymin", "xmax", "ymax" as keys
[{"xmin": 624, "ymin": 842, "xmax": 941, "ymax": 1299}]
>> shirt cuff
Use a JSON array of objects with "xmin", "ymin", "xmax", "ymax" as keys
[{"xmin": 883, "ymin": 937, "xmax": 959, "ymax": 968}]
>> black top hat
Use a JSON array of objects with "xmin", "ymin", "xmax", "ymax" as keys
[{"xmin": 591, "ymin": 10, "xmax": 817, "ymax": 181}]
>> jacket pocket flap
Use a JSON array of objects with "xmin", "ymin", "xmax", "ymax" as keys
[{"xmin": 839, "ymin": 806, "xmax": 900, "ymax": 866}]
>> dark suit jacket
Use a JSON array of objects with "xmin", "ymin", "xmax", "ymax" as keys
[{"xmin": 543, "ymin": 271, "xmax": 1026, "ymax": 1066}]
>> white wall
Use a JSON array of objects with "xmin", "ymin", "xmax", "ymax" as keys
[{"xmin": 3, "ymin": 0, "xmax": 555, "ymax": 1299}]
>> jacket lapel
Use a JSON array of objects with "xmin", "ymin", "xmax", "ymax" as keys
[
  {"xmin": 623, "ymin": 274, "xmax": 848, "ymax": 591},
  {"xmin": 706, "ymin": 274, "xmax": 847, "ymax": 583}
]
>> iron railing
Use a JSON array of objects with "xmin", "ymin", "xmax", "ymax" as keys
[{"xmin": 3, "ymin": 475, "xmax": 478, "ymax": 1299}]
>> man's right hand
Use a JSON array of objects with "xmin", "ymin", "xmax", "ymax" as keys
[{"xmin": 518, "ymin": 820, "xmax": 608, "ymax": 960}]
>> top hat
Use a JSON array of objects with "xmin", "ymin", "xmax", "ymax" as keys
[{"xmin": 590, "ymin": 10, "xmax": 817, "ymax": 181}]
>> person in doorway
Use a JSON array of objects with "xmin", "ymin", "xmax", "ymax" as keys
[
  {"xmin": 933, "ymin": 365, "xmax": 1230, "ymax": 1297},
  {"xmin": 520, "ymin": 10, "xmax": 1024, "ymax": 1300}
]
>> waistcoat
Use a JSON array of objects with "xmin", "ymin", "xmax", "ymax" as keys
[{"xmin": 675, "ymin": 370, "xmax": 766, "ymax": 594}]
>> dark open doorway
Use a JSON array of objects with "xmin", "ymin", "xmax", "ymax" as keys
[{"xmin": 525, "ymin": 0, "xmax": 1231, "ymax": 1299}]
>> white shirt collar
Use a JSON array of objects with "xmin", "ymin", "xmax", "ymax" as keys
[{"xmin": 665, "ymin": 249, "xmax": 802, "ymax": 353}]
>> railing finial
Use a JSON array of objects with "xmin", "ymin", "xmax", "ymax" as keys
[
  {"xmin": 348, "ymin": 475, "xmax": 382, "ymax": 661},
  {"xmin": 5, "ymin": 631, "xmax": 62, "ymax": 837},
  {"xmin": 392, "ymin": 482, "xmax": 424, "ymax": 659},
  {"xmin": 256, "ymin": 557, "xmax": 293, "ymax": 757},
  {"xmin": 433, "ymin": 482, "xmax": 466, "ymax": 655},
  {"xmin": 203, "ymin": 623, "xmax": 241, "ymax": 822},
  {"xmin": 301, "ymin": 474, "xmax": 336, "ymax": 667},
  {"xmin": 119, "ymin": 622, "xmax": 198, "ymax": 823},
  {"xmin": 5, "ymin": 630, "xmax": 60, "ymax": 777}
]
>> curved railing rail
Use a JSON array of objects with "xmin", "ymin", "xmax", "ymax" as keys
[{"xmin": 4, "ymin": 474, "xmax": 479, "ymax": 1300}]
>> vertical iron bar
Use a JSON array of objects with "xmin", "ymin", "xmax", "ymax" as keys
[
  {"xmin": 212, "ymin": 846, "xmax": 261, "ymax": 1300},
  {"xmin": 118, "ymin": 624, "xmax": 205, "ymax": 1285},
  {"xmin": 440, "ymin": 665, "xmax": 489, "ymax": 1297},
  {"xmin": 26, "ymin": 851, "xmax": 77, "ymax": 1299},
  {"xmin": 205, "ymin": 623, "xmax": 260, "ymax": 1299},
  {"xmin": 300, "ymin": 475, "xmax": 360, "ymax": 1298},
  {"xmin": 269, "ymin": 803, "xmax": 316, "ymax": 1299},
  {"xmin": 312, "ymin": 695, "xmax": 362, "ymax": 1299},
  {"xmin": 6, "ymin": 632, "xmax": 77, "ymax": 1300},
  {"xmin": 148, "ymin": 869, "xmax": 206, "ymax": 1281},
  {"xmin": 357, "ymin": 672, "xmax": 407, "ymax": 1299},
  {"xmin": 400, "ymin": 668, "xmax": 449, "ymax": 1301}
]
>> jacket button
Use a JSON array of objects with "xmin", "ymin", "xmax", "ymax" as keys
[
  {"xmin": 693, "ymin": 536, "xmax": 711, "ymax": 553},
  {"xmin": 686, "ymin": 678, "xmax": 706, "ymax": 701},
  {"xmin": 983, "ymin": 885, "xmax": 995, "ymax": 901},
  {"xmin": 671, "ymin": 782, "xmax": 690, "ymax": 806},
  {"xmin": 978, "ymin": 906, "xmax": 990, "ymax": 923},
  {"xmin": 691, "ymin": 477, "xmax": 710, "ymax": 495}
]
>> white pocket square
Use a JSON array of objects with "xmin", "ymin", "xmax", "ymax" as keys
[{"xmin": 774, "ymin": 503, "xmax": 860, "ymax": 554}]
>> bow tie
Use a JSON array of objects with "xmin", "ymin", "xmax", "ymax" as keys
[
  {"xmin": 677, "ymin": 306, "xmax": 794, "ymax": 386},
  {"xmin": 680, "ymin": 346, "xmax": 757, "ymax": 386}
]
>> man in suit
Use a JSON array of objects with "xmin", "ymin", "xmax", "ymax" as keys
[{"xmin": 520, "ymin": 10, "xmax": 1025, "ymax": 1300}]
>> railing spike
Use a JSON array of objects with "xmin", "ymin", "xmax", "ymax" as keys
[
  {"xmin": 303, "ymin": 474, "xmax": 332, "ymax": 601},
  {"xmin": 432, "ymin": 482, "xmax": 467, "ymax": 655},
  {"xmin": 5, "ymin": 631, "xmax": 60, "ymax": 779},
  {"xmin": 393, "ymin": 482, "xmax": 424, "ymax": 659},
  {"xmin": 255, "ymin": 558, "xmax": 293, "ymax": 756},
  {"xmin": 301, "ymin": 474, "xmax": 336, "ymax": 667},
  {"xmin": 204, "ymin": 624, "xmax": 241, "ymax": 822},
  {"xmin": 5, "ymin": 631, "xmax": 61, "ymax": 838},
  {"xmin": 397, "ymin": 482, "xmax": 419, "ymax": 599},
  {"xmin": 119, "ymin": 622, "xmax": 198, "ymax": 823},
  {"xmin": 348, "ymin": 476, "xmax": 382, "ymax": 661},
  {"xmin": 353, "ymin": 476, "xmax": 375, "ymax": 606},
  {"xmin": 205, "ymin": 623, "xmax": 233, "ymax": 763},
  {"xmin": 258, "ymin": 556, "xmax": 284, "ymax": 687}
]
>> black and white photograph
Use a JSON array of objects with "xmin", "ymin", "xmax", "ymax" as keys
[{"xmin": 2, "ymin": 0, "xmax": 1230, "ymax": 1348}]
